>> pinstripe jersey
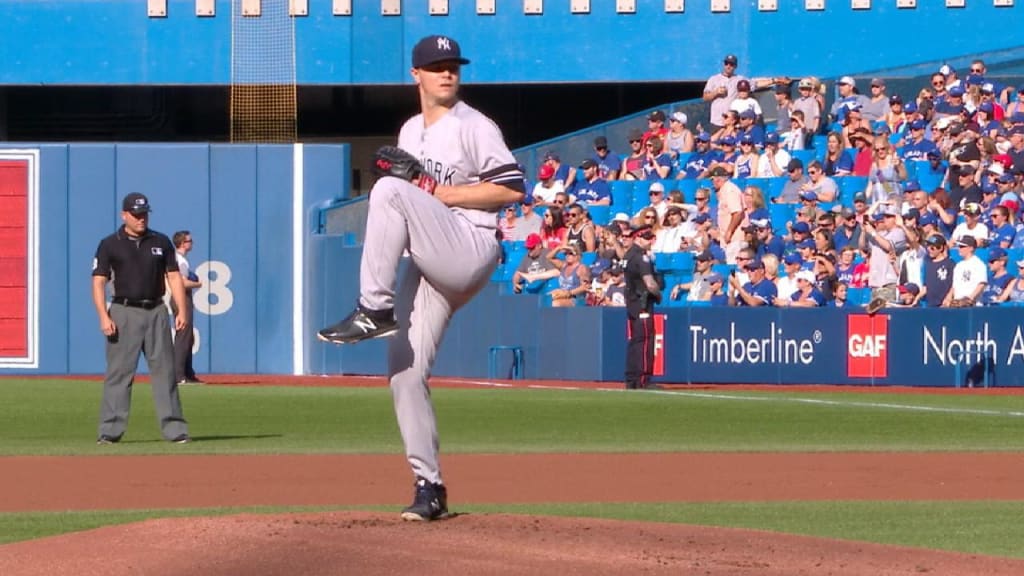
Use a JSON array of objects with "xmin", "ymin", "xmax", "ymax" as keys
[{"xmin": 398, "ymin": 100, "xmax": 524, "ymax": 230}]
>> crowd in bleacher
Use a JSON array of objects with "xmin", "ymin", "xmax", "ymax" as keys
[{"xmin": 496, "ymin": 56, "xmax": 1024, "ymax": 309}]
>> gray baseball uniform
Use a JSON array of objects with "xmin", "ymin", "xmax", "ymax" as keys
[{"xmin": 360, "ymin": 100, "xmax": 523, "ymax": 484}]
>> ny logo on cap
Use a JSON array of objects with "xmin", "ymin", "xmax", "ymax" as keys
[{"xmin": 436, "ymin": 37, "xmax": 452, "ymax": 51}]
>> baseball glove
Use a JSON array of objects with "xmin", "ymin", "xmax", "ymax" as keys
[
  {"xmin": 372, "ymin": 145, "xmax": 437, "ymax": 194},
  {"xmin": 950, "ymin": 297, "xmax": 974, "ymax": 308},
  {"xmin": 866, "ymin": 297, "xmax": 887, "ymax": 315}
]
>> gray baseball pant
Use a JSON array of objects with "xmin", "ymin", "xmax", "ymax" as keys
[
  {"xmin": 360, "ymin": 177, "xmax": 500, "ymax": 484},
  {"xmin": 98, "ymin": 303, "xmax": 189, "ymax": 441},
  {"xmin": 170, "ymin": 292, "xmax": 196, "ymax": 383}
]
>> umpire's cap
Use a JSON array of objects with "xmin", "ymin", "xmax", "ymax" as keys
[
  {"xmin": 412, "ymin": 35, "xmax": 470, "ymax": 69},
  {"xmin": 122, "ymin": 192, "xmax": 152, "ymax": 214}
]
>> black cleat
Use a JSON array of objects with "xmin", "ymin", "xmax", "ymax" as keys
[
  {"xmin": 400, "ymin": 477, "xmax": 449, "ymax": 522},
  {"xmin": 96, "ymin": 435, "xmax": 121, "ymax": 445},
  {"xmin": 318, "ymin": 306, "xmax": 398, "ymax": 344}
]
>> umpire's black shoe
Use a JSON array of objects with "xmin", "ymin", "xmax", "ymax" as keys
[
  {"xmin": 96, "ymin": 435, "xmax": 121, "ymax": 445},
  {"xmin": 317, "ymin": 306, "xmax": 398, "ymax": 344},
  {"xmin": 401, "ymin": 477, "xmax": 449, "ymax": 522}
]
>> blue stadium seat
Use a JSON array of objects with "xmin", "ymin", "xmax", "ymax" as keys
[
  {"xmin": 917, "ymin": 169, "xmax": 945, "ymax": 193},
  {"xmin": 580, "ymin": 251, "xmax": 598, "ymax": 266},
  {"xmin": 671, "ymin": 251, "xmax": 695, "ymax": 272},
  {"xmin": 791, "ymin": 149, "xmax": 816, "ymax": 166},
  {"xmin": 675, "ymin": 178, "xmax": 699, "ymax": 201},
  {"xmin": 810, "ymin": 135, "xmax": 827, "ymax": 151},
  {"xmin": 610, "ymin": 180, "xmax": 632, "ymax": 207},
  {"xmin": 745, "ymin": 177, "xmax": 771, "ymax": 195},
  {"xmin": 769, "ymin": 203, "xmax": 797, "ymax": 235},
  {"xmin": 846, "ymin": 287, "xmax": 871, "ymax": 306},
  {"xmin": 838, "ymin": 176, "xmax": 868, "ymax": 204},
  {"xmin": 655, "ymin": 253, "xmax": 674, "ymax": 271},
  {"xmin": 490, "ymin": 263, "xmax": 505, "ymax": 282},
  {"xmin": 587, "ymin": 205, "xmax": 610, "ymax": 225}
]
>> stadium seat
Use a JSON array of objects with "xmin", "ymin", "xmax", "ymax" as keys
[
  {"xmin": 655, "ymin": 253, "xmax": 674, "ymax": 271},
  {"xmin": 670, "ymin": 251, "xmax": 694, "ymax": 272},
  {"xmin": 587, "ymin": 205, "xmax": 610, "ymax": 225},
  {"xmin": 675, "ymin": 178, "xmax": 699, "ymax": 201},
  {"xmin": 917, "ymin": 169, "xmax": 945, "ymax": 193},
  {"xmin": 769, "ymin": 203, "xmax": 797, "ymax": 234},
  {"xmin": 838, "ymin": 176, "xmax": 868, "ymax": 205},
  {"xmin": 791, "ymin": 149, "xmax": 816, "ymax": 166},
  {"xmin": 610, "ymin": 180, "xmax": 632, "ymax": 207},
  {"xmin": 745, "ymin": 177, "xmax": 771, "ymax": 194},
  {"xmin": 810, "ymin": 135, "xmax": 827, "ymax": 151},
  {"xmin": 490, "ymin": 263, "xmax": 505, "ymax": 282},
  {"xmin": 846, "ymin": 287, "xmax": 871, "ymax": 306},
  {"xmin": 580, "ymin": 251, "xmax": 597, "ymax": 266}
]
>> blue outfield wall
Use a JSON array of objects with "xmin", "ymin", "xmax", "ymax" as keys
[
  {"xmin": 0, "ymin": 0, "xmax": 1022, "ymax": 85},
  {"xmin": 1, "ymin": 142, "xmax": 346, "ymax": 376}
]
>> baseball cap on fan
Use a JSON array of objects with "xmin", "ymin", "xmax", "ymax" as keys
[
  {"xmin": 122, "ymin": 192, "xmax": 151, "ymax": 214},
  {"xmin": 412, "ymin": 35, "xmax": 470, "ymax": 69}
]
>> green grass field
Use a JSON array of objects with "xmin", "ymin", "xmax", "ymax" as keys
[{"xmin": 2, "ymin": 378, "xmax": 1024, "ymax": 557}]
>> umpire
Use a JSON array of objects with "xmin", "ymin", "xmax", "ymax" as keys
[
  {"xmin": 623, "ymin": 225, "xmax": 662, "ymax": 390},
  {"xmin": 91, "ymin": 193, "xmax": 191, "ymax": 444}
]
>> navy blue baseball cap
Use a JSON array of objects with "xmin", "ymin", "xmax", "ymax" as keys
[
  {"xmin": 989, "ymin": 247, "xmax": 1008, "ymax": 262},
  {"xmin": 412, "ymin": 35, "xmax": 470, "ymax": 69},
  {"xmin": 122, "ymin": 192, "xmax": 151, "ymax": 214},
  {"xmin": 765, "ymin": 132, "xmax": 780, "ymax": 145},
  {"xmin": 783, "ymin": 253, "xmax": 803, "ymax": 265}
]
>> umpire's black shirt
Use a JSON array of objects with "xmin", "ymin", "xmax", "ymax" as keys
[
  {"xmin": 623, "ymin": 244, "xmax": 654, "ymax": 317},
  {"xmin": 93, "ymin": 227, "xmax": 178, "ymax": 300}
]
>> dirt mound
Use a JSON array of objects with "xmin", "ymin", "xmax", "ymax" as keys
[{"xmin": 2, "ymin": 511, "xmax": 1022, "ymax": 576}]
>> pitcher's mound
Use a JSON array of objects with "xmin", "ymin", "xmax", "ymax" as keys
[{"xmin": 2, "ymin": 511, "xmax": 1022, "ymax": 576}]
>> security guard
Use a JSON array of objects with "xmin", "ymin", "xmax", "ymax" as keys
[
  {"xmin": 91, "ymin": 192, "xmax": 191, "ymax": 444},
  {"xmin": 622, "ymin": 225, "xmax": 662, "ymax": 390}
]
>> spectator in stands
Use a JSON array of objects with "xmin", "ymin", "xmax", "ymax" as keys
[
  {"xmin": 757, "ymin": 132, "xmax": 790, "ymax": 177},
  {"xmin": 610, "ymin": 212, "xmax": 632, "ymax": 236},
  {"xmin": 830, "ymin": 76, "xmax": 871, "ymax": 121},
  {"xmin": 900, "ymin": 120, "xmax": 939, "ymax": 162},
  {"xmin": 542, "ymin": 151, "xmax": 576, "ymax": 191},
  {"xmin": 781, "ymin": 110, "xmax": 808, "ymax": 151},
  {"xmin": 620, "ymin": 129, "xmax": 646, "ymax": 181},
  {"xmin": 943, "ymin": 236, "xmax": 987, "ymax": 307},
  {"xmin": 849, "ymin": 128, "xmax": 874, "ymax": 176},
  {"xmin": 822, "ymin": 132, "xmax": 854, "ymax": 177},
  {"xmin": 743, "ymin": 185, "xmax": 767, "ymax": 219},
  {"xmin": 552, "ymin": 191, "xmax": 574, "ymax": 210},
  {"xmin": 546, "ymin": 244, "xmax": 591, "ymax": 307},
  {"xmin": 776, "ymin": 158, "xmax": 807, "ymax": 204},
  {"xmin": 976, "ymin": 102, "xmax": 1000, "ymax": 138},
  {"xmin": 653, "ymin": 206, "xmax": 689, "ymax": 254},
  {"xmin": 730, "ymin": 80, "xmax": 763, "ymax": 118},
  {"xmin": 936, "ymin": 85, "xmax": 967, "ymax": 120},
  {"xmin": 850, "ymin": 246, "xmax": 871, "ymax": 288},
  {"xmin": 670, "ymin": 250, "xmax": 715, "ymax": 302},
  {"xmin": 736, "ymin": 109, "xmax": 765, "ymax": 147},
  {"xmin": 897, "ymin": 225, "xmax": 926, "ymax": 288},
  {"xmin": 510, "ymin": 194, "xmax": 542, "ymax": 241},
  {"xmin": 1007, "ymin": 126, "xmax": 1024, "ymax": 173},
  {"xmin": 591, "ymin": 136, "xmax": 621, "ymax": 181},
  {"xmin": 601, "ymin": 266, "xmax": 627, "ymax": 307},
  {"xmin": 632, "ymin": 207, "xmax": 661, "ymax": 237},
  {"xmin": 885, "ymin": 95, "xmax": 907, "ymax": 135},
  {"xmin": 864, "ymin": 136, "xmax": 907, "ymax": 203},
  {"xmin": 776, "ymin": 253, "xmax": 802, "ymax": 299},
  {"xmin": 838, "ymin": 102, "xmax": 871, "ymax": 144},
  {"xmin": 892, "ymin": 283, "xmax": 920, "ymax": 307},
  {"xmin": 951, "ymin": 202, "xmax": 990, "ymax": 246},
  {"xmin": 833, "ymin": 207, "xmax": 861, "ymax": 251},
  {"xmin": 813, "ymin": 227, "xmax": 836, "ymax": 259},
  {"xmin": 643, "ymin": 110, "xmax": 669, "ymax": 146},
  {"xmin": 532, "ymin": 164, "xmax": 564, "ymax": 207},
  {"xmin": 665, "ymin": 111, "xmax": 694, "ymax": 157},
  {"xmin": 774, "ymin": 84, "xmax": 793, "ymax": 134},
  {"xmin": 860, "ymin": 205, "xmax": 905, "ymax": 304},
  {"xmin": 597, "ymin": 226, "xmax": 626, "ymax": 263},
  {"xmin": 572, "ymin": 160, "xmax": 611, "ymax": 206},
  {"xmin": 762, "ymin": 254, "xmax": 780, "ymax": 286},
  {"xmin": 681, "ymin": 212, "xmax": 716, "ymax": 255},
  {"xmin": 1006, "ymin": 87, "xmax": 1024, "ymax": 119},
  {"xmin": 642, "ymin": 137, "xmax": 673, "ymax": 180},
  {"xmin": 802, "ymin": 160, "xmax": 838, "ymax": 202},
  {"xmin": 498, "ymin": 204, "xmax": 518, "ymax": 240},
  {"xmin": 729, "ymin": 258, "xmax": 777, "ymax": 306},
  {"xmin": 925, "ymin": 188, "xmax": 958, "ymax": 236},
  {"xmin": 691, "ymin": 187, "xmax": 713, "ymax": 218},
  {"xmin": 982, "ymin": 247, "xmax": 1012, "ymax": 306},
  {"xmin": 835, "ymin": 246, "xmax": 857, "ymax": 285},
  {"xmin": 988, "ymin": 204, "xmax": 1016, "ymax": 248},
  {"xmin": 712, "ymin": 111, "xmax": 741, "ymax": 146},
  {"xmin": 679, "ymin": 132, "xmax": 720, "ymax": 180},
  {"xmin": 706, "ymin": 273, "xmax": 729, "ymax": 306},
  {"xmin": 863, "ymin": 78, "xmax": 890, "ymax": 123},
  {"xmin": 704, "ymin": 54, "xmax": 745, "ymax": 133},
  {"xmin": 511, "ymin": 233, "xmax": 560, "ymax": 294},
  {"xmin": 831, "ymin": 282, "xmax": 850, "ymax": 307},
  {"xmin": 540, "ymin": 205, "xmax": 568, "ymax": 249},
  {"xmin": 783, "ymin": 220, "xmax": 811, "ymax": 255},
  {"xmin": 709, "ymin": 166, "xmax": 744, "ymax": 263},
  {"xmin": 994, "ymin": 258, "xmax": 1024, "ymax": 303},
  {"xmin": 793, "ymin": 77, "xmax": 822, "ymax": 134},
  {"xmin": 734, "ymin": 134, "xmax": 760, "ymax": 178},
  {"xmin": 564, "ymin": 203, "xmax": 597, "ymax": 253},
  {"xmin": 639, "ymin": 182, "xmax": 670, "ymax": 220},
  {"xmin": 778, "ymin": 270, "xmax": 826, "ymax": 307}
]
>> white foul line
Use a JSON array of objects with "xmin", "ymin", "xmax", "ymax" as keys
[{"xmin": 445, "ymin": 379, "xmax": 1024, "ymax": 419}]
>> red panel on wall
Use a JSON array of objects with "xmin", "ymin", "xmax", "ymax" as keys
[{"xmin": 0, "ymin": 161, "xmax": 28, "ymax": 356}]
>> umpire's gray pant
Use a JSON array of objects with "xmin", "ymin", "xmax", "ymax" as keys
[{"xmin": 98, "ymin": 303, "xmax": 189, "ymax": 441}]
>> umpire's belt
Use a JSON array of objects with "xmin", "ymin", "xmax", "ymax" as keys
[{"xmin": 111, "ymin": 297, "xmax": 162, "ymax": 310}]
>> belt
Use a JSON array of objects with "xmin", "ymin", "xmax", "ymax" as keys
[{"xmin": 111, "ymin": 297, "xmax": 163, "ymax": 310}]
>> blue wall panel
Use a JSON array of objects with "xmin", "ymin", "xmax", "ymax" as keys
[
  {"xmin": 67, "ymin": 145, "xmax": 118, "ymax": 374},
  {"xmin": 254, "ymin": 146, "xmax": 295, "ymax": 374},
  {"xmin": 0, "ymin": 1, "xmax": 1021, "ymax": 85},
  {"xmin": 35, "ymin": 146, "xmax": 70, "ymax": 374}
]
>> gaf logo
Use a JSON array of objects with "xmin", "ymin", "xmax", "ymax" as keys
[{"xmin": 847, "ymin": 314, "xmax": 888, "ymax": 378}]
